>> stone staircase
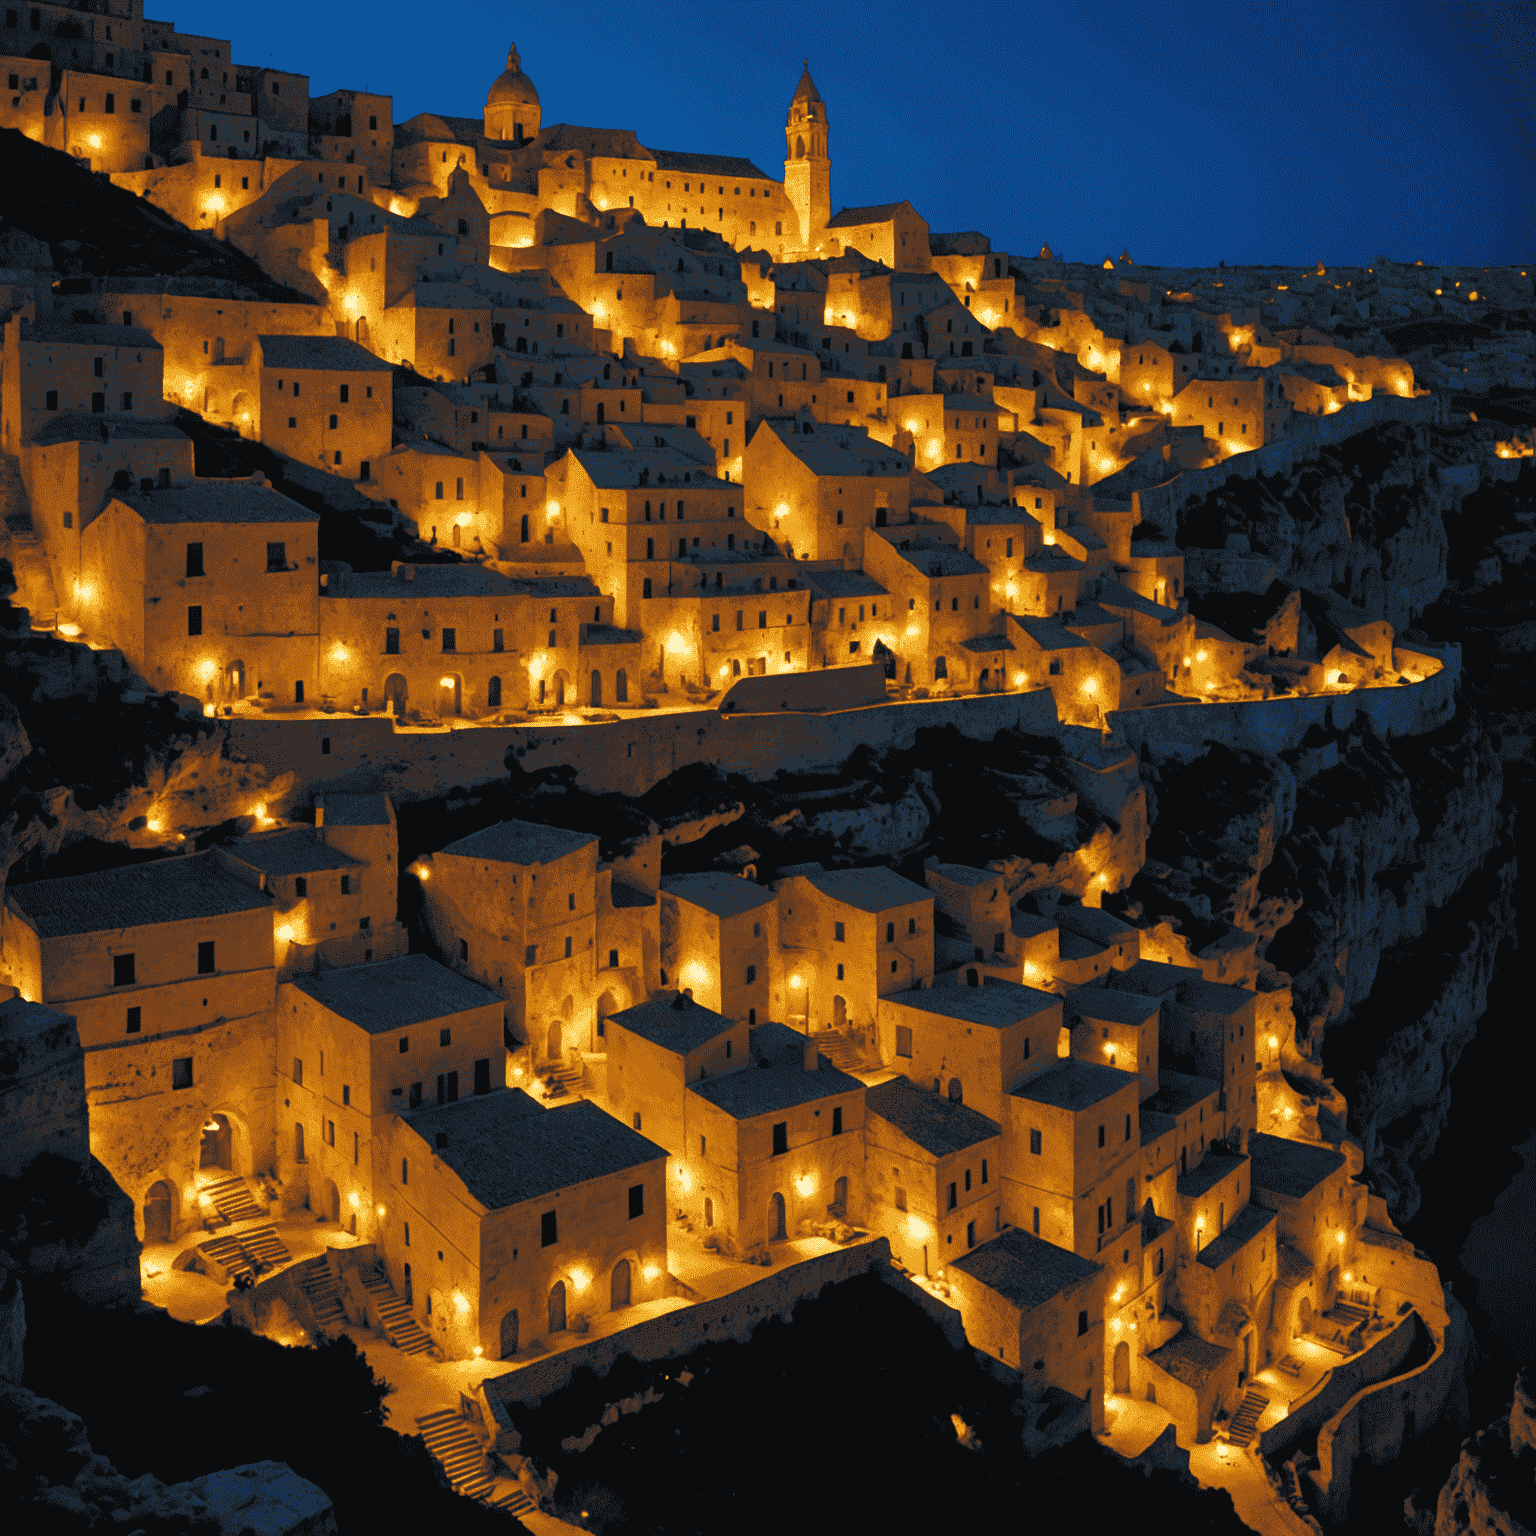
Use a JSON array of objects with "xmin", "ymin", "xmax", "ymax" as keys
[
  {"xmin": 201, "ymin": 1175, "xmax": 267, "ymax": 1225},
  {"xmin": 298, "ymin": 1257, "xmax": 347, "ymax": 1331},
  {"xmin": 360, "ymin": 1263, "xmax": 434, "ymax": 1356},
  {"xmin": 1228, "ymin": 1388, "xmax": 1269, "ymax": 1447},
  {"xmin": 195, "ymin": 1225, "xmax": 291, "ymax": 1284},
  {"xmin": 537, "ymin": 1058, "xmax": 587, "ymax": 1098},
  {"xmin": 814, "ymin": 1028, "xmax": 870, "ymax": 1075},
  {"xmin": 415, "ymin": 1409, "xmax": 536, "ymax": 1515}
]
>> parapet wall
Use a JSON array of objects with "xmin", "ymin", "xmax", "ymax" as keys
[
  {"xmin": 224, "ymin": 689, "xmax": 1063, "ymax": 804},
  {"xmin": 1107, "ymin": 643, "xmax": 1460, "ymax": 759},
  {"xmin": 1130, "ymin": 394, "xmax": 1440, "ymax": 536},
  {"xmin": 480, "ymin": 1237, "xmax": 890, "ymax": 1427}
]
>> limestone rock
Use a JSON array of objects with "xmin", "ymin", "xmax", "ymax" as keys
[{"xmin": 183, "ymin": 1460, "xmax": 338, "ymax": 1536}]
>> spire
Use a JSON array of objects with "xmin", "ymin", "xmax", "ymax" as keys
[
  {"xmin": 506, "ymin": 42, "xmax": 521, "ymax": 70},
  {"xmin": 793, "ymin": 62, "xmax": 822, "ymax": 105}
]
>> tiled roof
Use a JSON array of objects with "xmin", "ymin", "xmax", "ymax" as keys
[
  {"xmin": 119, "ymin": 480, "xmax": 318, "ymax": 526},
  {"xmin": 1249, "ymin": 1132, "xmax": 1346, "ymax": 1200},
  {"xmin": 649, "ymin": 148, "xmax": 771, "ymax": 179},
  {"xmin": 1109, "ymin": 959, "xmax": 1197, "ymax": 997},
  {"xmin": 1147, "ymin": 1330, "xmax": 1229, "ymax": 1387},
  {"xmin": 689, "ymin": 1062, "xmax": 863, "ymax": 1119},
  {"xmin": 440, "ymin": 818, "xmax": 596, "ymax": 866},
  {"xmin": 293, "ymin": 953, "xmax": 501, "ymax": 1034},
  {"xmin": 1196, "ymin": 1205, "xmax": 1276, "ymax": 1269},
  {"xmin": 255, "ymin": 334, "xmax": 391, "ymax": 371},
  {"xmin": 661, "ymin": 872, "xmax": 774, "ymax": 919},
  {"xmin": 1010, "ymin": 1059, "xmax": 1134, "ymax": 1112},
  {"xmin": 8, "ymin": 854, "xmax": 269, "ymax": 938},
  {"xmin": 608, "ymin": 992, "xmax": 734, "ymax": 1055},
  {"xmin": 950, "ymin": 1226, "xmax": 1101, "ymax": 1310},
  {"xmin": 1177, "ymin": 1149, "xmax": 1247, "ymax": 1200},
  {"xmin": 581, "ymin": 624, "xmax": 643, "ymax": 646},
  {"xmin": 329, "ymin": 565, "xmax": 523, "ymax": 599},
  {"xmin": 827, "ymin": 203, "xmax": 915, "ymax": 229},
  {"xmin": 1177, "ymin": 978, "xmax": 1255, "ymax": 1016},
  {"xmin": 317, "ymin": 793, "xmax": 393, "ymax": 827},
  {"xmin": 408, "ymin": 1092, "xmax": 667, "ymax": 1210},
  {"xmin": 865, "ymin": 1075, "xmax": 999, "ymax": 1156},
  {"xmin": 802, "ymin": 865, "xmax": 930, "ymax": 914},
  {"xmin": 884, "ymin": 980, "xmax": 1058, "ymax": 1029},
  {"xmin": 226, "ymin": 830, "xmax": 361, "ymax": 877},
  {"xmin": 30, "ymin": 412, "xmax": 188, "ymax": 447},
  {"xmin": 1066, "ymin": 987, "xmax": 1159, "ymax": 1027},
  {"xmin": 30, "ymin": 323, "xmax": 159, "ymax": 348},
  {"xmin": 805, "ymin": 570, "xmax": 889, "ymax": 599},
  {"xmin": 1145, "ymin": 1069, "xmax": 1220, "ymax": 1117}
]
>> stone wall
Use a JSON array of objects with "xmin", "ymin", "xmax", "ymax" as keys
[{"xmin": 480, "ymin": 1237, "xmax": 890, "ymax": 1432}]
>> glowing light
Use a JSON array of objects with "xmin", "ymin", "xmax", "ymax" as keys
[
  {"xmin": 1112, "ymin": 1316, "xmax": 1122, "ymax": 1331},
  {"xmin": 1343, "ymin": 1271, "xmax": 1352, "ymax": 1283},
  {"xmin": 905, "ymin": 624, "xmax": 920, "ymax": 639},
  {"xmin": 774, "ymin": 502, "xmax": 790, "ymax": 520},
  {"xmin": 1196, "ymin": 1215, "xmax": 1205, "ymax": 1230},
  {"xmin": 680, "ymin": 959, "xmax": 709, "ymax": 992},
  {"xmin": 1182, "ymin": 656, "xmax": 1192, "ymax": 667},
  {"xmin": 376, "ymin": 1205, "xmax": 387, "ymax": 1219},
  {"xmin": 147, "ymin": 819, "xmax": 163, "ymax": 834},
  {"xmin": 591, "ymin": 301, "xmax": 606, "ymax": 320},
  {"xmin": 87, "ymin": 133, "xmax": 103, "ymax": 150},
  {"xmin": 718, "ymin": 664, "xmax": 731, "ymax": 679},
  {"xmin": 546, "ymin": 501, "xmax": 561, "ymax": 518},
  {"xmin": 789, "ymin": 974, "xmax": 804, "ymax": 990},
  {"xmin": 204, "ymin": 193, "xmax": 225, "ymax": 215},
  {"xmin": 1013, "ymin": 671, "xmax": 1027, "ymax": 687},
  {"xmin": 1004, "ymin": 582, "xmax": 1018, "ymax": 602},
  {"xmin": 569, "ymin": 1269, "xmax": 591, "ymax": 1295},
  {"xmin": 1196, "ymin": 650, "xmax": 1208, "ymax": 663},
  {"xmin": 643, "ymin": 1264, "xmax": 660, "ymax": 1282},
  {"xmin": 905, "ymin": 1213, "xmax": 930, "ymax": 1242},
  {"xmin": 74, "ymin": 581, "xmax": 96, "ymax": 605},
  {"xmin": 330, "ymin": 643, "xmax": 349, "ymax": 664},
  {"xmin": 203, "ymin": 703, "xmax": 217, "ymax": 718},
  {"xmin": 413, "ymin": 862, "xmax": 431, "ymax": 882},
  {"xmin": 794, "ymin": 1172, "xmax": 817, "ymax": 1198},
  {"xmin": 454, "ymin": 1290, "xmax": 471, "ymax": 1316},
  {"xmin": 344, "ymin": 292, "xmax": 359, "ymax": 314},
  {"xmin": 439, "ymin": 676, "xmax": 455, "ymax": 687},
  {"xmin": 1081, "ymin": 677, "xmax": 1099, "ymax": 696},
  {"xmin": 664, "ymin": 632, "xmax": 688, "ymax": 656},
  {"xmin": 196, "ymin": 656, "xmax": 218, "ymax": 683},
  {"xmin": 676, "ymin": 1166, "xmax": 692, "ymax": 1192},
  {"xmin": 473, "ymin": 1345, "xmax": 484, "ymax": 1357},
  {"xmin": 254, "ymin": 803, "xmax": 269, "ymax": 821},
  {"xmin": 1043, "ymin": 531, "xmax": 1055, "ymax": 545},
  {"xmin": 203, "ymin": 1119, "xmax": 221, "ymax": 1133},
  {"xmin": 1268, "ymin": 1035, "xmax": 1278, "ymax": 1051},
  {"xmin": 58, "ymin": 622, "xmax": 81, "ymax": 637},
  {"xmin": 926, "ymin": 439, "xmax": 942, "ymax": 460},
  {"xmin": 456, "ymin": 511, "xmax": 472, "ymax": 527},
  {"xmin": 275, "ymin": 924, "xmax": 294, "ymax": 944},
  {"xmin": 1283, "ymin": 1105, "xmax": 1294, "ymax": 1120},
  {"xmin": 1336, "ymin": 1230, "xmax": 1346, "ymax": 1246},
  {"xmin": 512, "ymin": 1065, "xmax": 524, "ymax": 1078}
]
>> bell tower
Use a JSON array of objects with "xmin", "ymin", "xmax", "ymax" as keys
[{"xmin": 784, "ymin": 63, "xmax": 830, "ymax": 249}]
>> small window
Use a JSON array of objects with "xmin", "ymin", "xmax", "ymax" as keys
[
  {"xmin": 266, "ymin": 542, "xmax": 286, "ymax": 572},
  {"xmin": 186, "ymin": 542, "xmax": 204, "ymax": 577},
  {"xmin": 965, "ymin": 1169, "xmax": 972, "ymax": 1192},
  {"xmin": 1098, "ymin": 1123, "xmax": 1106, "ymax": 1148},
  {"xmin": 541, "ymin": 1211, "xmax": 558, "ymax": 1246},
  {"xmin": 772, "ymin": 1122, "xmax": 788, "ymax": 1156},
  {"xmin": 1077, "ymin": 1309, "xmax": 1089, "ymax": 1337},
  {"xmin": 342, "ymin": 1084, "xmax": 350, "ymax": 1107},
  {"xmin": 832, "ymin": 1106, "xmax": 843, "ymax": 1136},
  {"xmin": 981, "ymin": 1159, "xmax": 988, "ymax": 1184},
  {"xmin": 187, "ymin": 605, "xmax": 202, "ymax": 636},
  {"xmin": 628, "ymin": 1183, "xmax": 644, "ymax": 1219},
  {"xmin": 895, "ymin": 1026, "xmax": 912, "ymax": 1059},
  {"xmin": 1030, "ymin": 1128, "xmax": 1042, "ymax": 1155},
  {"xmin": 399, "ymin": 1035, "xmax": 409, "ymax": 1053},
  {"xmin": 947, "ymin": 1182, "xmax": 957, "ymax": 1211},
  {"xmin": 125, "ymin": 1006, "xmax": 141, "ymax": 1034},
  {"xmin": 113, "ymin": 953, "xmax": 135, "ymax": 986},
  {"xmin": 746, "ymin": 964, "xmax": 757, "ymax": 983},
  {"xmin": 885, "ymin": 922, "xmax": 895, "ymax": 943},
  {"xmin": 172, "ymin": 1057, "xmax": 194, "ymax": 1090},
  {"xmin": 834, "ymin": 921, "xmax": 845, "ymax": 943}
]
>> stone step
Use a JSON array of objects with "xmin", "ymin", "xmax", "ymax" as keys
[
  {"xmin": 1228, "ymin": 1388, "xmax": 1270, "ymax": 1447},
  {"xmin": 416, "ymin": 1411, "xmax": 498, "ymax": 1500},
  {"xmin": 363, "ymin": 1266, "xmax": 434, "ymax": 1355},
  {"xmin": 201, "ymin": 1175, "xmax": 267, "ymax": 1224},
  {"xmin": 238, "ymin": 1226, "xmax": 291, "ymax": 1272}
]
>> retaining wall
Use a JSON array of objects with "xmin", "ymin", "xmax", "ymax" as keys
[{"xmin": 479, "ymin": 1237, "xmax": 891, "ymax": 1433}]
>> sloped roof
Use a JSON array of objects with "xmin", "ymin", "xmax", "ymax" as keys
[
  {"xmin": 950, "ymin": 1226, "xmax": 1101, "ymax": 1311},
  {"xmin": 8, "ymin": 854, "xmax": 269, "ymax": 938},
  {"xmin": 293, "ymin": 953, "xmax": 501, "ymax": 1034},
  {"xmin": 866, "ymin": 1075, "xmax": 999, "ymax": 1156},
  {"xmin": 803, "ymin": 865, "xmax": 931, "ymax": 913},
  {"xmin": 1249, "ymin": 1132, "xmax": 1346, "ymax": 1200},
  {"xmin": 255, "ymin": 334, "xmax": 391, "ymax": 371},
  {"xmin": 828, "ymin": 202, "xmax": 916, "ymax": 229},
  {"xmin": 117, "ymin": 479, "xmax": 318, "ymax": 526},
  {"xmin": 440, "ymin": 818, "xmax": 595, "ymax": 866},
  {"xmin": 689, "ymin": 1061, "xmax": 863, "ymax": 1119},
  {"xmin": 662, "ymin": 872, "xmax": 775, "ymax": 919},
  {"xmin": 608, "ymin": 992, "xmax": 736, "ymax": 1055},
  {"xmin": 650, "ymin": 148, "xmax": 771, "ymax": 180},
  {"xmin": 225, "ymin": 829, "xmax": 360, "ymax": 877},
  {"xmin": 1011, "ymin": 1059, "xmax": 1134, "ymax": 1112}
]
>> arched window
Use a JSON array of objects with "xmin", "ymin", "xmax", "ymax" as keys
[
  {"xmin": 487, "ymin": 676, "xmax": 501, "ymax": 707},
  {"xmin": 615, "ymin": 668, "xmax": 628, "ymax": 702},
  {"xmin": 520, "ymin": 514, "xmax": 529, "ymax": 543},
  {"xmin": 934, "ymin": 657, "xmax": 948, "ymax": 680}
]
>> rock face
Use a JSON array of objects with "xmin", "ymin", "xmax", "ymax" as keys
[
  {"xmin": 0, "ymin": 1377, "xmax": 337, "ymax": 1535},
  {"xmin": 1431, "ymin": 1376, "xmax": 1536, "ymax": 1536}
]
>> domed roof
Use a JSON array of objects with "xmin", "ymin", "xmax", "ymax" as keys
[
  {"xmin": 488, "ymin": 44, "xmax": 539, "ymax": 109},
  {"xmin": 792, "ymin": 63, "xmax": 821, "ymax": 106}
]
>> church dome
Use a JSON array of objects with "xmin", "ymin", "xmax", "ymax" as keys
[
  {"xmin": 485, "ymin": 44, "xmax": 541, "ymax": 143},
  {"xmin": 487, "ymin": 44, "xmax": 539, "ymax": 110}
]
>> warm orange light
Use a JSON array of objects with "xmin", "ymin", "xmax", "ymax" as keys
[
  {"xmin": 569, "ymin": 1269, "xmax": 591, "ymax": 1295},
  {"xmin": 147, "ymin": 819, "xmax": 163, "ymax": 834},
  {"xmin": 794, "ymin": 1172, "xmax": 817, "ymax": 1198},
  {"xmin": 454, "ymin": 1290, "xmax": 471, "ymax": 1316},
  {"xmin": 439, "ymin": 675, "xmax": 455, "ymax": 688},
  {"xmin": 349, "ymin": 1191, "xmax": 360, "ymax": 1209},
  {"xmin": 642, "ymin": 1263, "xmax": 660, "ymax": 1282},
  {"xmin": 1082, "ymin": 677, "xmax": 1099, "ymax": 696},
  {"xmin": 275, "ymin": 924, "xmax": 294, "ymax": 944}
]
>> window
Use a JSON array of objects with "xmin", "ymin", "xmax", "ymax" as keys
[
  {"xmin": 399, "ymin": 1035, "xmax": 409, "ymax": 1053},
  {"xmin": 266, "ymin": 542, "xmax": 286, "ymax": 571},
  {"xmin": 197, "ymin": 941, "xmax": 215, "ymax": 974},
  {"xmin": 187, "ymin": 605, "xmax": 202, "ymax": 636},
  {"xmin": 1125, "ymin": 1113, "xmax": 1132, "ymax": 1142},
  {"xmin": 339, "ymin": 384, "xmax": 349, "ymax": 404},
  {"xmin": 628, "ymin": 1183, "xmax": 644, "ymax": 1219},
  {"xmin": 834, "ymin": 921, "xmax": 845, "ymax": 943},
  {"xmin": 895, "ymin": 1026, "xmax": 912, "ymax": 1059},
  {"xmin": 401, "ymin": 1158, "xmax": 408, "ymax": 1184},
  {"xmin": 981, "ymin": 1159, "xmax": 988, "ymax": 1184},
  {"xmin": 772, "ymin": 1122, "xmax": 788, "ymax": 1156},
  {"xmin": 1098, "ymin": 1123, "xmax": 1106, "ymax": 1149},
  {"xmin": 967, "ymin": 1220, "xmax": 976, "ymax": 1249},
  {"xmin": 293, "ymin": 1057, "xmax": 304, "ymax": 1086},
  {"xmin": 126, "ymin": 1006, "xmax": 141, "ymax": 1035},
  {"xmin": 186, "ymin": 542, "xmax": 203, "ymax": 577},
  {"xmin": 440, "ymin": 1027, "xmax": 452, "ymax": 1048},
  {"xmin": 1033, "ymin": 1206, "xmax": 1040, "ymax": 1234},
  {"xmin": 908, "ymin": 917, "xmax": 917, "ymax": 935},
  {"xmin": 45, "ymin": 389, "xmax": 57, "ymax": 411},
  {"xmin": 325, "ymin": 1119, "xmax": 335, "ymax": 1147},
  {"xmin": 442, "ymin": 628, "xmax": 456, "ymax": 652},
  {"xmin": 885, "ymin": 922, "xmax": 895, "ymax": 943},
  {"xmin": 947, "ymin": 1182, "xmax": 957, "ymax": 1211},
  {"xmin": 564, "ymin": 936, "xmax": 573, "ymax": 959},
  {"xmin": 965, "ymin": 1169, "xmax": 972, "ymax": 1192},
  {"xmin": 1029, "ymin": 1128, "xmax": 1042, "ymax": 1155},
  {"xmin": 172, "ymin": 1057, "xmax": 193, "ymax": 1090},
  {"xmin": 329, "ymin": 414, "xmax": 338, "ymax": 429},
  {"xmin": 541, "ymin": 1210, "xmax": 558, "ymax": 1246},
  {"xmin": 409, "ymin": 1082, "xmax": 421, "ymax": 1108},
  {"xmin": 493, "ymin": 628, "xmax": 504, "ymax": 652},
  {"xmin": 608, "ymin": 949, "xmax": 619, "ymax": 969},
  {"xmin": 832, "ymin": 1106, "xmax": 843, "ymax": 1136},
  {"xmin": 342, "ymin": 1084, "xmax": 350, "ymax": 1106},
  {"xmin": 385, "ymin": 627, "xmax": 399, "ymax": 654},
  {"xmin": 1077, "ymin": 1309, "xmax": 1089, "ymax": 1337},
  {"xmin": 113, "ymin": 954, "xmax": 135, "ymax": 986},
  {"xmin": 746, "ymin": 964, "xmax": 756, "ymax": 984}
]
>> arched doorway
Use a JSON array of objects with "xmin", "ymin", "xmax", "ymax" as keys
[
  {"xmin": 872, "ymin": 639, "xmax": 895, "ymax": 678},
  {"xmin": 590, "ymin": 669, "xmax": 602, "ymax": 707},
  {"xmin": 610, "ymin": 1259, "xmax": 631, "ymax": 1310},
  {"xmin": 199, "ymin": 1112, "xmax": 232, "ymax": 1169},
  {"xmin": 769, "ymin": 1191, "xmax": 786, "ymax": 1241},
  {"xmin": 831, "ymin": 1176, "xmax": 847, "ymax": 1218},
  {"xmin": 615, "ymin": 668, "xmax": 628, "ymax": 703},
  {"xmin": 1114, "ymin": 1341, "xmax": 1130, "ymax": 1393},
  {"xmin": 832, "ymin": 995, "xmax": 846, "ymax": 1027},
  {"xmin": 143, "ymin": 1180, "xmax": 173, "ymax": 1242},
  {"xmin": 439, "ymin": 673, "xmax": 462, "ymax": 716},
  {"xmin": 704, "ymin": 1197, "xmax": 714, "ymax": 1228},
  {"xmin": 546, "ymin": 1018, "xmax": 562, "ymax": 1062},
  {"xmin": 548, "ymin": 1280, "xmax": 567, "ymax": 1333},
  {"xmin": 552, "ymin": 670, "xmax": 569, "ymax": 707},
  {"xmin": 384, "ymin": 673, "xmax": 408, "ymax": 715},
  {"xmin": 500, "ymin": 1308, "xmax": 519, "ymax": 1359},
  {"xmin": 595, "ymin": 988, "xmax": 620, "ymax": 1046},
  {"xmin": 225, "ymin": 660, "xmax": 246, "ymax": 700},
  {"xmin": 320, "ymin": 1178, "xmax": 340, "ymax": 1224},
  {"xmin": 948, "ymin": 1078, "xmax": 963, "ymax": 1103}
]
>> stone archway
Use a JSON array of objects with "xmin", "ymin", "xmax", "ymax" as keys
[
  {"xmin": 1114, "ymin": 1341, "xmax": 1130, "ymax": 1394},
  {"xmin": 143, "ymin": 1180, "xmax": 174, "ymax": 1243},
  {"xmin": 500, "ymin": 1308, "xmax": 519, "ymax": 1359},
  {"xmin": 552, "ymin": 670, "xmax": 569, "ymax": 708},
  {"xmin": 384, "ymin": 673, "xmax": 408, "ymax": 715},
  {"xmin": 546, "ymin": 1018, "xmax": 562, "ymax": 1062},
  {"xmin": 610, "ymin": 1259, "xmax": 631, "ymax": 1310},
  {"xmin": 769, "ymin": 1191, "xmax": 786, "ymax": 1241},
  {"xmin": 320, "ymin": 1178, "xmax": 340, "ymax": 1224},
  {"xmin": 548, "ymin": 1280, "xmax": 566, "ymax": 1333},
  {"xmin": 199, "ymin": 1112, "xmax": 232, "ymax": 1170}
]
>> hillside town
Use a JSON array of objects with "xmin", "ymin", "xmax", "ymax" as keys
[{"xmin": 0, "ymin": 9, "xmax": 1531, "ymax": 1534}]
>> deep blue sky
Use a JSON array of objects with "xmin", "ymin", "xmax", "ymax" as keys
[{"xmin": 161, "ymin": 0, "xmax": 1532, "ymax": 268}]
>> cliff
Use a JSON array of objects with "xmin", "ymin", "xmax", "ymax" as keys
[{"xmin": 1417, "ymin": 1375, "xmax": 1536, "ymax": 1536}]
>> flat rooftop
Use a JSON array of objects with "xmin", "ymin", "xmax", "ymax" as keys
[
  {"xmin": 607, "ymin": 992, "xmax": 734, "ymax": 1055},
  {"xmin": 1177, "ymin": 978, "xmax": 1256, "ymax": 1016},
  {"xmin": 317, "ymin": 793, "xmax": 393, "ymax": 827},
  {"xmin": 865, "ymin": 1075, "xmax": 1000, "ymax": 1156},
  {"xmin": 1010, "ymin": 1058, "xmax": 1135, "ymax": 1113},
  {"xmin": 1066, "ymin": 987, "xmax": 1159, "ymax": 1027},
  {"xmin": 1177, "ymin": 1149, "xmax": 1247, "ymax": 1200},
  {"xmin": 119, "ymin": 479, "xmax": 318, "ymax": 526},
  {"xmin": 1110, "ymin": 959, "xmax": 1198, "ymax": 997},
  {"xmin": 662, "ymin": 872, "xmax": 775, "ymax": 919},
  {"xmin": 226, "ymin": 830, "xmax": 361, "ymax": 877},
  {"xmin": 8, "ymin": 854, "xmax": 270, "ymax": 939},
  {"xmin": 293, "ymin": 953, "xmax": 502, "ymax": 1034},
  {"xmin": 803, "ymin": 865, "xmax": 931, "ymax": 914},
  {"xmin": 884, "ymin": 979, "xmax": 1059, "ymax": 1029},
  {"xmin": 440, "ymin": 818, "xmax": 596, "ymax": 866},
  {"xmin": 1147, "ymin": 1330, "xmax": 1230, "ymax": 1388},
  {"xmin": 1249, "ymin": 1132, "xmax": 1347, "ymax": 1200},
  {"xmin": 949, "ymin": 1226, "xmax": 1101, "ymax": 1311},
  {"xmin": 1145, "ymin": 1069, "xmax": 1220, "ymax": 1118},
  {"xmin": 689, "ymin": 1061, "xmax": 863, "ymax": 1120},
  {"xmin": 408, "ymin": 1092, "xmax": 667, "ymax": 1210},
  {"xmin": 1197, "ymin": 1204, "xmax": 1276, "ymax": 1269}
]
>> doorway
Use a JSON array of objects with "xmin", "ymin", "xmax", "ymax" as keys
[
  {"xmin": 548, "ymin": 1280, "xmax": 567, "ymax": 1333},
  {"xmin": 704, "ymin": 1197, "xmax": 714, "ymax": 1228},
  {"xmin": 384, "ymin": 673, "xmax": 407, "ymax": 715},
  {"xmin": 948, "ymin": 1078, "xmax": 963, "ymax": 1103},
  {"xmin": 500, "ymin": 1308, "xmax": 519, "ymax": 1359},
  {"xmin": 439, "ymin": 673, "xmax": 462, "ymax": 716},
  {"xmin": 769, "ymin": 1191, "xmax": 786, "ymax": 1241},
  {"xmin": 402, "ymin": 1262, "xmax": 412, "ymax": 1303},
  {"xmin": 610, "ymin": 1259, "xmax": 631, "ymax": 1310},
  {"xmin": 143, "ymin": 1181, "xmax": 173, "ymax": 1243},
  {"xmin": 1114, "ymin": 1341, "xmax": 1130, "ymax": 1394},
  {"xmin": 1240, "ymin": 1332, "xmax": 1252, "ymax": 1387},
  {"xmin": 199, "ymin": 1112, "xmax": 232, "ymax": 1169},
  {"xmin": 320, "ymin": 1178, "xmax": 340, "ymax": 1224},
  {"xmin": 590, "ymin": 670, "xmax": 602, "ymax": 707},
  {"xmin": 832, "ymin": 995, "xmax": 846, "ymax": 1028},
  {"xmin": 546, "ymin": 1019, "xmax": 562, "ymax": 1062},
  {"xmin": 553, "ymin": 671, "xmax": 569, "ymax": 707},
  {"xmin": 830, "ymin": 1176, "xmax": 847, "ymax": 1218}
]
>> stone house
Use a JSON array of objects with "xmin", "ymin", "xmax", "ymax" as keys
[{"xmin": 659, "ymin": 873, "xmax": 776, "ymax": 1026}]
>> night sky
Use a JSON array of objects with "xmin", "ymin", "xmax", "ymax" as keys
[{"xmin": 155, "ymin": 0, "xmax": 1532, "ymax": 267}]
